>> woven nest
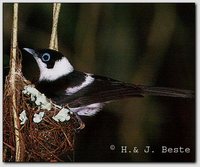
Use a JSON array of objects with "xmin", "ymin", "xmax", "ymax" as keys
[{"xmin": 3, "ymin": 54, "xmax": 81, "ymax": 162}]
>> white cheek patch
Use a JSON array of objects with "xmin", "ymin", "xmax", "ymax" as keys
[
  {"xmin": 65, "ymin": 74, "xmax": 94, "ymax": 95},
  {"xmin": 70, "ymin": 103, "xmax": 103, "ymax": 116},
  {"xmin": 35, "ymin": 57, "xmax": 74, "ymax": 82}
]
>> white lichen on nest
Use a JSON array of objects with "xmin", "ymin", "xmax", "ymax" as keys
[
  {"xmin": 33, "ymin": 112, "xmax": 45, "ymax": 123},
  {"xmin": 22, "ymin": 85, "xmax": 52, "ymax": 111},
  {"xmin": 52, "ymin": 108, "xmax": 71, "ymax": 122},
  {"xmin": 22, "ymin": 85, "xmax": 71, "ymax": 123},
  {"xmin": 19, "ymin": 110, "xmax": 28, "ymax": 125}
]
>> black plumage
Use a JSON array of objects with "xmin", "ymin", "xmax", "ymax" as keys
[
  {"xmin": 23, "ymin": 48, "xmax": 194, "ymax": 115},
  {"xmin": 36, "ymin": 70, "xmax": 86, "ymax": 98},
  {"xmin": 36, "ymin": 71, "xmax": 194, "ymax": 108}
]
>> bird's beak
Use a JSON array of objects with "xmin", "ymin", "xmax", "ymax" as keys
[{"xmin": 23, "ymin": 48, "xmax": 37, "ymax": 58}]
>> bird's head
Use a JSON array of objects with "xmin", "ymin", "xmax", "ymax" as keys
[{"xmin": 23, "ymin": 48, "xmax": 74, "ymax": 82}]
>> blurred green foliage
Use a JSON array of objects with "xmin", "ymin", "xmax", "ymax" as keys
[{"xmin": 3, "ymin": 3, "xmax": 195, "ymax": 162}]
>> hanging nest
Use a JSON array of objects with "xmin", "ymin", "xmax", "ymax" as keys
[{"xmin": 3, "ymin": 50, "xmax": 81, "ymax": 162}]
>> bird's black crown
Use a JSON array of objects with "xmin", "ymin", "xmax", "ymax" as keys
[{"xmin": 35, "ymin": 49, "xmax": 65, "ymax": 69}]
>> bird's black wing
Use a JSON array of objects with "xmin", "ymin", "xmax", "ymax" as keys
[
  {"xmin": 53, "ymin": 75, "xmax": 144, "ymax": 108},
  {"xmin": 52, "ymin": 74, "xmax": 194, "ymax": 108}
]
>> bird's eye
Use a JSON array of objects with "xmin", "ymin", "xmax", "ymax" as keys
[{"xmin": 41, "ymin": 53, "xmax": 51, "ymax": 62}]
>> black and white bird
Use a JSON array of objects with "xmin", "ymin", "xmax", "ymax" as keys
[{"xmin": 23, "ymin": 48, "xmax": 194, "ymax": 116}]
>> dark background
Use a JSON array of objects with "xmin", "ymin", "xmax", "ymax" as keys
[{"xmin": 3, "ymin": 3, "xmax": 195, "ymax": 162}]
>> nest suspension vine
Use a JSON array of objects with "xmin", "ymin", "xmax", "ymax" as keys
[{"xmin": 3, "ymin": 3, "xmax": 81, "ymax": 162}]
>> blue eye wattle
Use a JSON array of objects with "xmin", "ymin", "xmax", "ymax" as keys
[{"xmin": 42, "ymin": 53, "xmax": 50, "ymax": 62}]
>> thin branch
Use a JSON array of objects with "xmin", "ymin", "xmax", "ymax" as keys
[
  {"xmin": 53, "ymin": 4, "xmax": 58, "ymax": 48},
  {"xmin": 9, "ymin": 3, "xmax": 24, "ymax": 161},
  {"xmin": 49, "ymin": 3, "xmax": 61, "ymax": 51}
]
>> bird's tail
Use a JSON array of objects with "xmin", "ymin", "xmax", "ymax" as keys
[{"xmin": 139, "ymin": 85, "xmax": 195, "ymax": 98}]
